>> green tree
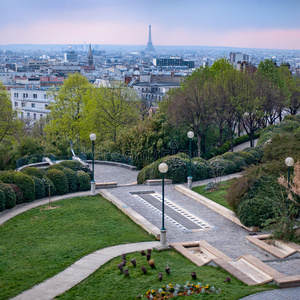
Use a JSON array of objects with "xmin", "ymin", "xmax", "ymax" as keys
[
  {"xmin": 86, "ymin": 84, "xmax": 139, "ymax": 143},
  {"xmin": 166, "ymin": 66, "xmax": 213, "ymax": 156},
  {"xmin": 45, "ymin": 73, "xmax": 92, "ymax": 144},
  {"xmin": 0, "ymin": 83, "xmax": 22, "ymax": 143}
]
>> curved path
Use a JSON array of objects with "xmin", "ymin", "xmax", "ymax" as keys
[
  {"xmin": 2, "ymin": 140, "xmax": 300, "ymax": 300},
  {"xmin": 11, "ymin": 242, "xmax": 159, "ymax": 300}
]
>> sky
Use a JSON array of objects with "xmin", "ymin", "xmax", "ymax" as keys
[{"xmin": 1, "ymin": 0, "xmax": 300, "ymax": 50}]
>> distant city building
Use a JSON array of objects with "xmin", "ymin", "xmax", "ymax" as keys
[
  {"xmin": 64, "ymin": 46, "xmax": 78, "ymax": 63},
  {"xmin": 153, "ymin": 57, "xmax": 195, "ymax": 69},
  {"xmin": 40, "ymin": 76, "xmax": 64, "ymax": 87},
  {"xmin": 145, "ymin": 25, "xmax": 155, "ymax": 53},
  {"xmin": 132, "ymin": 73, "xmax": 182, "ymax": 104},
  {"xmin": 87, "ymin": 44, "xmax": 94, "ymax": 66},
  {"xmin": 230, "ymin": 52, "xmax": 249, "ymax": 63},
  {"xmin": 11, "ymin": 86, "xmax": 54, "ymax": 122}
]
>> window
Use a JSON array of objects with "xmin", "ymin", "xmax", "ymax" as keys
[
  {"xmin": 22, "ymin": 102, "xmax": 25, "ymax": 107},
  {"xmin": 34, "ymin": 113, "xmax": 36, "ymax": 120},
  {"xmin": 23, "ymin": 93, "xmax": 28, "ymax": 98},
  {"xmin": 33, "ymin": 94, "xmax": 37, "ymax": 99},
  {"xmin": 15, "ymin": 102, "xmax": 18, "ymax": 107},
  {"xmin": 45, "ymin": 104, "xmax": 49, "ymax": 109},
  {"xmin": 44, "ymin": 94, "xmax": 48, "ymax": 99},
  {"xmin": 27, "ymin": 113, "xmax": 30, "ymax": 117},
  {"xmin": 14, "ymin": 93, "xmax": 19, "ymax": 98},
  {"xmin": 31, "ymin": 103, "xmax": 35, "ymax": 108},
  {"xmin": 21, "ymin": 112, "xmax": 24, "ymax": 118},
  {"xmin": 40, "ymin": 114, "xmax": 43, "ymax": 118}
]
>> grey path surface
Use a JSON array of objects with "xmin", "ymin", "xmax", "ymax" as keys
[
  {"xmin": 11, "ymin": 242, "xmax": 159, "ymax": 300},
  {"xmin": 2, "ymin": 140, "xmax": 300, "ymax": 300}
]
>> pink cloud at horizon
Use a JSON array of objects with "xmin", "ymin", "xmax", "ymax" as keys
[{"xmin": 0, "ymin": 20, "xmax": 299, "ymax": 50}]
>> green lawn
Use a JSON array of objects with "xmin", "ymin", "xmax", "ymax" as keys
[
  {"xmin": 192, "ymin": 180, "xmax": 236, "ymax": 210},
  {"xmin": 56, "ymin": 249, "xmax": 276, "ymax": 300},
  {"xmin": 0, "ymin": 193, "xmax": 276, "ymax": 300},
  {"xmin": 0, "ymin": 195, "xmax": 155, "ymax": 300}
]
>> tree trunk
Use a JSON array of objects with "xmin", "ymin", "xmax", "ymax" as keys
[
  {"xmin": 196, "ymin": 132, "xmax": 201, "ymax": 157},
  {"xmin": 219, "ymin": 125, "xmax": 223, "ymax": 147}
]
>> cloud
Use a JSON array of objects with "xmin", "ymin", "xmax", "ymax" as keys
[{"xmin": 0, "ymin": 20, "xmax": 299, "ymax": 50}]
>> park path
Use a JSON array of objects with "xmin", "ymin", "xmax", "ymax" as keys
[{"xmin": 2, "ymin": 139, "xmax": 300, "ymax": 299}]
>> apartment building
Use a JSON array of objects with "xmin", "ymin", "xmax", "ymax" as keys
[{"xmin": 11, "ymin": 86, "xmax": 54, "ymax": 122}]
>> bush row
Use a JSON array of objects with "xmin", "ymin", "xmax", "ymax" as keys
[
  {"xmin": 0, "ymin": 161, "xmax": 91, "ymax": 212},
  {"xmin": 204, "ymin": 133, "xmax": 261, "ymax": 159},
  {"xmin": 137, "ymin": 147, "xmax": 263, "ymax": 184}
]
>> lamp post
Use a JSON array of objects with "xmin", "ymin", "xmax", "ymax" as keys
[
  {"xmin": 90, "ymin": 133, "xmax": 96, "ymax": 195},
  {"xmin": 285, "ymin": 157, "xmax": 294, "ymax": 189},
  {"xmin": 187, "ymin": 131, "xmax": 194, "ymax": 189},
  {"xmin": 158, "ymin": 162, "xmax": 168, "ymax": 249}
]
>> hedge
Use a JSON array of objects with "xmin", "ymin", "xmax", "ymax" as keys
[
  {"xmin": 137, "ymin": 146, "xmax": 261, "ymax": 185},
  {"xmin": 47, "ymin": 165, "xmax": 78, "ymax": 193},
  {"xmin": 0, "ymin": 189, "xmax": 6, "ymax": 212},
  {"xmin": 45, "ymin": 169, "xmax": 69, "ymax": 195},
  {"xmin": 59, "ymin": 161, "xmax": 93, "ymax": 180},
  {"xmin": 0, "ymin": 183, "xmax": 16, "ymax": 209},
  {"xmin": 31, "ymin": 176, "xmax": 45, "ymax": 200},
  {"xmin": 77, "ymin": 171, "xmax": 91, "ymax": 191},
  {"xmin": 10, "ymin": 184, "xmax": 24, "ymax": 204},
  {"xmin": 42, "ymin": 176, "xmax": 57, "ymax": 197},
  {"xmin": 0, "ymin": 171, "xmax": 35, "ymax": 202},
  {"xmin": 237, "ymin": 197, "xmax": 275, "ymax": 227},
  {"xmin": 21, "ymin": 167, "xmax": 44, "ymax": 179}
]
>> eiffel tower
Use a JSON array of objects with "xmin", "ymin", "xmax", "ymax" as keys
[{"xmin": 145, "ymin": 25, "xmax": 155, "ymax": 53}]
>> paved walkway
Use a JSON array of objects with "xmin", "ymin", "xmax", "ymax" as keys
[
  {"xmin": 11, "ymin": 242, "xmax": 159, "ymax": 300},
  {"xmin": 2, "ymin": 140, "xmax": 300, "ymax": 300}
]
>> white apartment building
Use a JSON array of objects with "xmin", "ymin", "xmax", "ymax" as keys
[{"xmin": 11, "ymin": 86, "xmax": 54, "ymax": 122}]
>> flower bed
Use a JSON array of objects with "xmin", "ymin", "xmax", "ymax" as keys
[{"xmin": 138, "ymin": 282, "xmax": 221, "ymax": 299}]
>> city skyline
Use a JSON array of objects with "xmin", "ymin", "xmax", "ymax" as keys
[{"xmin": 1, "ymin": 0, "xmax": 300, "ymax": 50}]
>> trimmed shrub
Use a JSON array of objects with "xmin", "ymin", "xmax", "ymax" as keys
[
  {"xmin": 31, "ymin": 176, "xmax": 45, "ymax": 199},
  {"xmin": 21, "ymin": 167, "xmax": 44, "ymax": 179},
  {"xmin": 0, "ymin": 183, "xmax": 16, "ymax": 209},
  {"xmin": 0, "ymin": 171, "xmax": 35, "ymax": 202},
  {"xmin": 238, "ymin": 151, "xmax": 256, "ymax": 166},
  {"xmin": 42, "ymin": 176, "xmax": 56, "ymax": 197},
  {"xmin": 10, "ymin": 184, "xmax": 24, "ymax": 204},
  {"xmin": 237, "ymin": 197, "xmax": 275, "ymax": 227},
  {"xmin": 0, "ymin": 189, "xmax": 5, "ymax": 212},
  {"xmin": 62, "ymin": 167, "xmax": 78, "ymax": 193},
  {"xmin": 77, "ymin": 171, "xmax": 91, "ymax": 191},
  {"xmin": 59, "ymin": 160, "xmax": 93, "ymax": 180},
  {"xmin": 45, "ymin": 169, "xmax": 69, "ymax": 195},
  {"xmin": 192, "ymin": 158, "xmax": 210, "ymax": 181},
  {"xmin": 243, "ymin": 147, "xmax": 263, "ymax": 163},
  {"xmin": 225, "ymin": 176, "xmax": 251, "ymax": 212},
  {"xmin": 49, "ymin": 165, "xmax": 78, "ymax": 192}
]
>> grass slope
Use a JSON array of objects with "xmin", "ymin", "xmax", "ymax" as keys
[
  {"xmin": 0, "ymin": 195, "xmax": 155, "ymax": 300},
  {"xmin": 56, "ymin": 249, "xmax": 276, "ymax": 300},
  {"xmin": 192, "ymin": 180, "xmax": 235, "ymax": 210}
]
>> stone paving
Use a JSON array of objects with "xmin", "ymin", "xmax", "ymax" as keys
[{"xmin": 2, "ymin": 153, "xmax": 300, "ymax": 299}]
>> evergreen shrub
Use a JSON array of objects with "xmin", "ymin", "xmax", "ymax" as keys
[
  {"xmin": 0, "ymin": 183, "xmax": 16, "ymax": 209},
  {"xmin": 31, "ymin": 176, "xmax": 45, "ymax": 199},
  {"xmin": 45, "ymin": 169, "xmax": 68, "ymax": 195},
  {"xmin": 59, "ymin": 160, "xmax": 93, "ymax": 180},
  {"xmin": 62, "ymin": 167, "xmax": 78, "ymax": 193},
  {"xmin": 237, "ymin": 197, "xmax": 275, "ymax": 227},
  {"xmin": 0, "ymin": 189, "xmax": 5, "ymax": 212},
  {"xmin": 42, "ymin": 176, "xmax": 56, "ymax": 197},
  {"xmin": 77, "ymin": 171, "xmax": 91, "ymax": 191},
  {"xmin": 10, "ymin": 184, "xmax": 24, "ymax": 204},
  {"xmin": 21, "ymin": 167, "xmax": 44, "ymax": 179},
  {"xmin": 0, "ymin": 171, "xmax": 35, "ymax": 202}
]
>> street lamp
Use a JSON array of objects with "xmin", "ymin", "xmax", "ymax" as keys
[
  {"xmin": 90, "ymin": 133, "xmax": 96, "ymax": 195},
  {"xmin": 285, "ymin": 157, "xmax": 294, "ymax": 188},
  {"xmin": 187, "ymin": 131, "xmax": 194, "ymax": 189},
  {"xmin": 158, "ymin": 162, "xmax": 168, "ymax": 249}
]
